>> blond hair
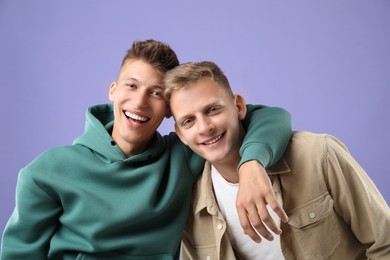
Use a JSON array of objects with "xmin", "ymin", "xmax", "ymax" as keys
[{"xmin": 163, "ymin": 61, "xmax": 233, "ymax": 116}]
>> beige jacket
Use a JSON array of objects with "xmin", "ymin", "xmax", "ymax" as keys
[{"xmin": 181, "ymin": 132, "xmax": 390, "ymax": 260}]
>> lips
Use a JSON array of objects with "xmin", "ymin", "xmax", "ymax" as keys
[
  {"xmin": 202, "ymin": 133, "xmax": 224, "ymax": 145},
  {"xmin": 124, "ymin": 111, "xmax": 149, "ymax": 123}
]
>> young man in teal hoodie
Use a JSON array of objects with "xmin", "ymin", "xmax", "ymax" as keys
[
  {"xmin": 164, "ymin": 61, "xmax": 390, "ymax": 259},
  {"xmin": 1, "ymin": 40, "xmax": 292, "ymax": 259}
]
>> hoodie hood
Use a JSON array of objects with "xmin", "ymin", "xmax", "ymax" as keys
[{"xmin": 73, "ymin": 104, "xmax": 166, "ymax": 163}]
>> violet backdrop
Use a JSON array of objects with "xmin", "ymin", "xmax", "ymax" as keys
[{"xmin": 1, "ymin": 0, "xmax": 389, "ymax": 240}]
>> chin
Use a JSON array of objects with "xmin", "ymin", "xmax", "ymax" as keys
[{"xmin": 207, "ymin": 155, "xmax": 226, "ymax": 164}]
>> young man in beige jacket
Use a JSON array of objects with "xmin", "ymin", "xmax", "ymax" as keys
[{"xmin": 164, "ymin": 61, "xmax": 390, "ymax": 259}]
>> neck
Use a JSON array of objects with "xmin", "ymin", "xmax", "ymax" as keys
[
  {"xmin": 111, "ymin": 128, "xmax": 153, "ymax": 158},
  {"xmin": 213, "ymin": 158, "xmax": 240, "ymax": 183},
  {"xmin": 212, "ymin": 126, "xmax": 246, "ymax": 184}
]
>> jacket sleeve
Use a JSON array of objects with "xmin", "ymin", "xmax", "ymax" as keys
[
  {"xmin": 324, "ymin": 135, "xmax": 390, "ymax": 259},
  {"xmin": 1, "ymin": 168, "xmax": 61, "ymax": 259},
  {"xmin": 239, "ymin": 105, "xmax": 292, "ymax": 168}
]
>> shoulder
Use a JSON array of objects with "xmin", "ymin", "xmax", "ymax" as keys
[
  {"xmin": 15, "ymin": 145, "xmax": 91, "ymax": 198},
  {"xmin": 25, "ymin": 144, "xmax": 91, "ymax": 174},
  {"xmin": 288, "ymin": 131, "xmax": 348, "ymax": 156},
  {"xmin": 290, "ymin": 131, "xmax": 327, "ymax": 144}
]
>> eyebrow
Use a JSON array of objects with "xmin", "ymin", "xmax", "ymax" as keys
[
  {"xmin": 174, "ymin": 109, "xmax": 194, "ymax": 125},
  {"xmin": 174, "ymin": 100, "xmax": 221, "ymax": 124},
  {"xmin": 123, "ymin": 77, "xmax": 163, "ymax": 89},
  {"xmin": 174, "ymin": 115, "xmax": 187, "ymax": 125},
  {"xmin": 123, "ymin": 77, "xmax": 139, "ymax": 83}
]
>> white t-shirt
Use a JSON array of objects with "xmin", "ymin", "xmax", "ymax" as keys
[{"xmin": 211, "ymin": 166, "xmax": 284, "ymax": 260}]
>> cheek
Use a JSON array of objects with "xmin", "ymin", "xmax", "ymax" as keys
[
  {"xmin": 176, "ymin": 128, "xmax": 192, "ymax": 146},
  {"xmin": 155, "ymin": 103, "xmax": 167, "ymax": 118},
  {"xmin": 213, "ymin": 115, "xmax": 229, "ymax": 128},
  {"xmin": 185, "ymin": 131, "xmax": 199, "ymax": 148},
  {"xmin": 112, "ymin": 90, "xmax": 126, "ymax": 104}
]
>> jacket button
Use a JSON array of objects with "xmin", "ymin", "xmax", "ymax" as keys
[
  {"xmin": 217, "ymin": 224, "xmax": 223, "ymax": 230},
  {"xmin": 309, "ymin": 212, "xmax": 316, "ymax": 219},
  {"xmin": 206, "ymin": 256, "xmax": 211, "ymax": 260}
]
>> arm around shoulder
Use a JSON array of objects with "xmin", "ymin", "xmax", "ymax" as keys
[
  {"xmin": 236, "ymin": 105, "xmax": 291, "ymax": 241},
  {"xmin": 240, "ymin": 105, "xmax": 292, "ymax": 168}
]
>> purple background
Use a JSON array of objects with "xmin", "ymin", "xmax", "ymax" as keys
[{"xmin": 1, "ymin": 0, "xmax": 389, "ymax": 239}]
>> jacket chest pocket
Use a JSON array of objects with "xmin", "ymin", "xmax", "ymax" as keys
[{"xmin": 284, "ymin": 192, "xmax": 340, "ymax": 260}]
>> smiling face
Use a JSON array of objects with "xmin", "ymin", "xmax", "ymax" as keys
[
  {"xmin": 170, "ymin": 77, "xmax": 247, "ymax": 168},
  {"xmin": 109, "ymin": 59, "xmax": 167, "ymax": 157}
]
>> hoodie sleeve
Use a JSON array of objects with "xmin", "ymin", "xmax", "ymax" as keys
[
  {"xmin": 239, "ymin": 105, "xmax": 292, "ymax": 168},
  {"xmin": 1, "ymin": 168, "xmax": 61, "ymax": 259}
]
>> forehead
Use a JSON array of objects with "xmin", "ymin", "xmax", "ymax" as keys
[
  {"xmin": 173, "ymin": 77, "xmax": 229, "ymax": 100},
  {"xmin": 119, "ymin": 59, "xmax": 163, "ymax": 83}
]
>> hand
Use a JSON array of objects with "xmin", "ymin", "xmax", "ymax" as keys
[{"xmin": 237, "ymin": 160, "xmax": 289, "ymax": 243}]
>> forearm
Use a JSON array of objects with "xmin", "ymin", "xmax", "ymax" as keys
[
  {"xmin": 240, "ymin": 105, "xmax": 292, "ymax": 168},
  {"xmin": 236, "ymin": 104, "xmax": 291, "ymax": 241}
]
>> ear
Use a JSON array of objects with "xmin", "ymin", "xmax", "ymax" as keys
[
  {"xmin": 174, "ymin": 123, "xmax": 188, "ymax": 145},
  {"xmin": 108, "ymin": 82, "xmax": 117, "ymax": 102},
  {"xmin": 234, "ymin": 94, "xmax": 247, "ymax": 120},
  {"xmin": 165, "ymin": 105, "xmax": 172, "ymax": 119}
]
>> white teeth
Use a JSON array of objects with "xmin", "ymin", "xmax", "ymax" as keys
[
  {"xmin": 204, "ymin": 135, "xmax": 222, "ymax": 145},
  {"xmin": 124, "ymin": 111, "xmax": 148, "ymax": 122}
]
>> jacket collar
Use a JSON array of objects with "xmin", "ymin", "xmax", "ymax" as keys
[
  {"xmin": 193, "ymin": 158, "xmax": 291, "ymax": 215},
  {"xmin": 194, "ymin": 161, "xmax": 218, "ymax": 215},
  {"xmin": 266, "ymin": 157, "xmax": 291, "ymax": 175}
]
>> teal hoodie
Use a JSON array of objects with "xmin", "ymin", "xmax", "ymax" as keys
[{"xmin": 1, "ymin": 104, "xmax": 291, "ymax": 259}]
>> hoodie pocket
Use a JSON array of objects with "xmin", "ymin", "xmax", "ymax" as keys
[{"xmin": 286, "ymin": 192, "xmax": 340, "ymax": 260}]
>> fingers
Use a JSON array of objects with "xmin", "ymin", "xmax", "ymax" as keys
[
  {"xmin": 237, "ymin": 193, "xmax": 289, "ymax": 243},
  {"xmin": 237, "ymin": 206, "xmax": 262, "ymax": 243},
  {"xmin": 256, "ymin": 203, "xmax": 281, "ymax": 237},
  {"xmin": 236, "ymin": 160, "xmax": 289, "ymax": 242},
  {"xmin": 268, "ymin": 197, "xmax": 289, "ymax": 223},
  {"xmin": 248, "ymin": 206, "xmax": 274, "ymax": 241},
  {"xmin": 237, "ymin": 202, "xmax": 276, "ymax": 242},
  {"xmin": 257, "ymin": 195, "xmax": 288, "ymax": 236}
]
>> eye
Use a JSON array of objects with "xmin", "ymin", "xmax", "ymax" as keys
[
  {"xmin": 126, "ymin": 84, "xmax": 136, "ymax": 89},
  {"xmin": 151, "ymin": 90, "xmax": 163, "ymax": 98},
  {"xmin": 208, "ymin": 106, "xmax": 221, "ymax": 115},
  {"xmin": 182, "ymin": 118, "xmax": 194, "ymax": 128}
]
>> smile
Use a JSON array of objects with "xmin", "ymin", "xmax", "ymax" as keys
[
  {"xmin": 203, "ymin": 134, "xmax": 224, "ymax": 145},
  {"xmin": 124, "ymin": 111, "xmax": 149, "ymax": 123}
]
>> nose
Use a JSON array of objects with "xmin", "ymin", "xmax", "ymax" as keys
[
  {"xmin": 198, "ymin": 116, "xmax": 215, "ymax": 134},
  {"xmin": 132, "ymin": 89, "xmax": 148, "ymax": 108}
]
